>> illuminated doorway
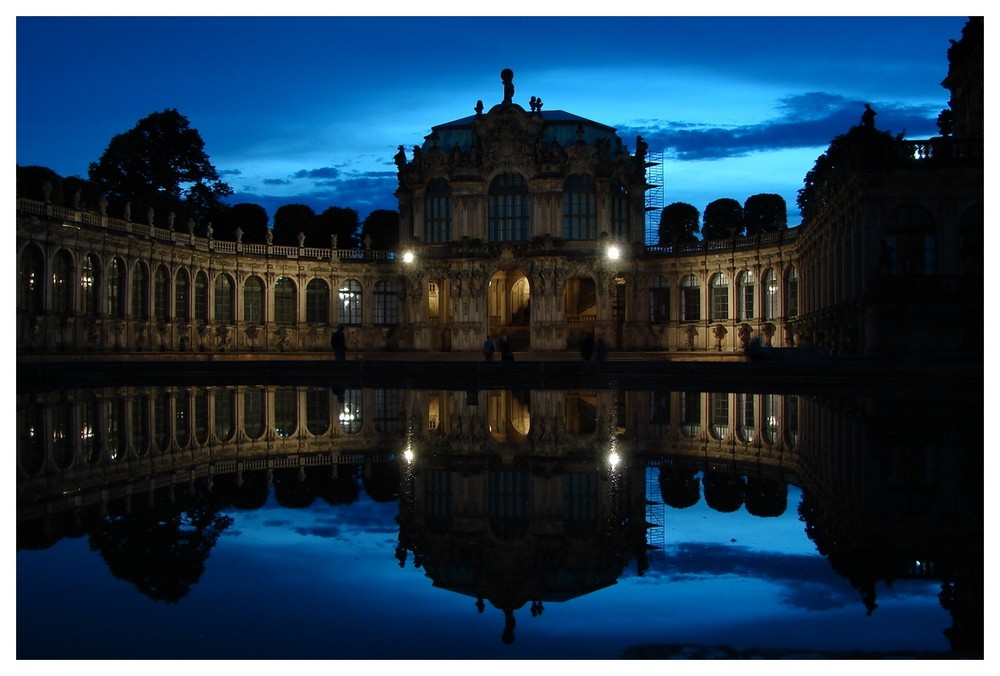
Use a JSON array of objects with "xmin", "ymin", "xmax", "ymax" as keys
[{"xmin": 487, "ymin": 270, "xmax": 531, "ymax": 351}]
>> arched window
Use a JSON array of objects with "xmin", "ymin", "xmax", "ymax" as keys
[
  {"xmin": 373, "ymin": 389, "xmax": 402, "ymax": 433},
  {"xmin": 174, "ymin": 390, "xmax": 190, "ymax": 449},
  {"xmin": 680, "ymin": 391, "xmax": 701, "ymax": 438},
  {"xmin": 174, "ymin": 269, "xmax": 190, "ymax": 321},
  {"xmin": 214, "ymin": 274, "xmax": 235, "ymax": 323},
  {"xmin": 194, "ymin": 390, "xmax": 209, "ymax": 445},
  {"xmin": 710, "ymin": 392, "xmax": 729, "ymax": 440},
  {"xmin": 339, "ymin": 279, "xmax": 362, "ymax": 325},
  {"xmin": 19, "ymin": 245, "xmax": 45, "ymax": 314},
  {"xmin": 680, "ymin": 274, "xmax": 700, "ymax": 322},
  {"xmin": 737, "ymin": 270, "xmax": 755, "ymax": 321},
  {"xmin": 762, "ymin": 268, "xmax": 778, "ymax": 320},
  {"xmin": 274, "ymin": 277, "xmax": 297, "ymax": 325},
  {"xmin": 214, "ymin": 389, "xmax": 235, "ymax": 441},
  {"xmin": 306, "ymin": 387, "xmax": 331, "ymax": 435},
  {"xmin": 80, "ymin": 254, "xmax": 100, "ymax": 318},
  {"xmin": 306, "ymin": 279, "xmax": 330, "ymax": 325},
  {"xmin": 107, "ymin": 257, "xmax": 126, "ymax": 319},
  {"xmin": 885, "ymin": 205, "xmax": 936, "ymax": 275},
  {"xmin": 339, "ymin": 389, "xmax": 362, "ymax": 434},
  {"xmin": 154, "ymin": 265, "xmax": 170, "ymax": 321},
  {"xmin": 194, "ymin": 271, "xmax": 209, "ymax": 323},
  {"xmin": 424, "ymin": 178, "xmax": 452, "ymax": 244},
  {"xmin": 562, "ymin": 174, "xmax": 596, "ymax": 240},
  {"xmin": 374, "ymin": 280, "xmax": 398, "ymax": 325},
  {"xmin": 131, "ymin": 262, "xmax": 149, "ymax": 320},
  {"xmin": 243, "ymin": 388, "xmax": 265, "ymax": 439},
  {"xmin": 244, "ymin": 276, "xmax": 264, "ymax": 324},
  {"xmin": 649, "ymin": 275, "xmax": 670, "ymax": 322},
  {"xmin": 610, "ymin": 182, "xmax": 630, "ymax": 239},
  {"xmin": 784, "ymin": 266, "xmax": 798, "ymax": 318},
  {"xmin": 710, "ymin": 273, "xmax": 729, "ymax": 321},
  {"xmin": 762, "ymin": 393, "xmax": 779, "ymax": 446},
  {"xmin": 153, "ymin": 390, "xmax": 170, "ymax": 452},
  {"xmin": 274, "ymin": 387, "xmax": 298, "ymax": 438},
  {"xmin": 488, "ymin": 173, "xmax": 529, "ymax": 241},
  {"xmin": 52, "ymin": 250, "xmax": 73, "ymax": 315}
]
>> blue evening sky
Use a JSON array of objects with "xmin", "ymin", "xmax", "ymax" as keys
[{"xmin": 13, "ymin": 6, "xmax": 977, "ymax": 228}]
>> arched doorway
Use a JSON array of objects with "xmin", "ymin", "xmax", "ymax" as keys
[{"xmin": 487, "ymin": 270, "xmax": 531, "ymax": 351}]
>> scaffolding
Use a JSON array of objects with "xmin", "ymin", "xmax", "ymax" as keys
[
  {"xmin": 645, "ymin": 463, "xmax": 665, "ymax": 550},
  {"xmin": 644, "ymin": 149, "xmax": 664, "ymax": 246}
]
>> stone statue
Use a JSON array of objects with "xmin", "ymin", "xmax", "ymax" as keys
[
  {"xmin": 147, "ymin": 207, "xmax": 155, "ymax": 226},
  {"xmin": 123, "ymin": 202, "xmax": 131, "ymax": 221},
  {"xmin": 266, "ymin": 229, "xmax": 273, "ymax": 245},
  {"xmin": 167, "ymin": 212, "xmax": 176, "ymax": 230},
  {"xmin": 42, "ymin": 181, "xmax": 52, "ymax": 204},
  {"xmin": 331, "ymin": 234, "xmax": 337, "ymax": 249},
  {"xmin": 394, "ymin": 145, "xmax": 407, "ymax": 170},
  {"xmin": 72, "ymin": 189, "xmax": 81, "ymax": 209},
  {"xmin": 207, "ymin": 223, "xmax": 213, "ymax": 239},
  {"xmin": 98, "ymin": 195, "xmax": 108, "ymax": 215},
  {"xmin": 475, "ymin": 100, "xmax": 484, "ymax": 115},
  {"xmin": 861, "ymin": 103, "xmax": 877, "ymax": 129},
  {"xmin": 235, "ymin": 226, "xmax": 243, "ymax": 243},
  {"xmin": 187, "ymin": 218, "xmax": 195, "ymax": 234},
  {"xmin": 500, "ymin": 68, "xmax": 514, "ymax": 104},
  {"xmin": 297, "ymin": 231, "xmax": 306, "ymax": 247},
  {"xmin": 364, "ymin": 234, "xmax": 372, "ymax": 250}
]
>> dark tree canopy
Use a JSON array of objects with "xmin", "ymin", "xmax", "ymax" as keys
[
  {"xmin": 87, "ymin": 108, "xmax": 233, "ymax": 227},
  {"xmin": 797, "ymin": 125, "xmax": 909, "ymax": 224},
  {"xmin": 16, "ymin": 165, "xmax": 64, "ymax": 204},
  {"xmin": 360, "ymin": 209, "xmax": 400, "ymax": 251},
  {"xmin": 315, "ymin": 206, "xmax": 361, "ymax": 250},
  {"xmin": 272, "ymin": 203, "xmax": 317, "ymax": 246},
  {"xmin": 658, "ymin": 202, "xmax": 700, "ymax": 245},
  {"xmin": 215, "ymin": 203, "xmax": 270, "ymax": 243},
  {"xmin": 702, "ymin": 198, "xmax": 744, "ymax": 240},
  {"xmin": 743, "ymin": 193, "xmax": 787, "ymax": 236}
]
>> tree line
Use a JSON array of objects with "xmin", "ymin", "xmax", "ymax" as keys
[
  {"xmin": 656, "ymin": 193, "xmax": 789, "ymax": 246},
  {"xmin": 16, "ymin": 108, "xmax": 401, "ymax": 251}
]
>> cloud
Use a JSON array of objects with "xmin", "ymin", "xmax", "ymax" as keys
[
  {"xmin": 618, "ymin": 92, "xmax": 941, "ymax": 161},
  {"xmin": 292, "ymin": 167, "xmax": 341, "ymax": 180},
  {"xmin": 263, "ymin": 178, "xmax": 292, "ymax": 186}
]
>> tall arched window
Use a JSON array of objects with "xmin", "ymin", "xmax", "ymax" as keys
[
  {"xmin": 339, "ymin": 389, "xmax": 363, "ymax": 434},
  {"xmin": 710, "ymin": 392, "xmax": 729, "ymax": 440},
  {"xmin": 610, "ymin": 182, "xmax": 630, "ymax": 239},
  {"xmin": 339, "ymin": 279, "xmax": 362, "ymax": 325},
  {"xmin": 737, "ymin": 270, "xmax": 755, "ymax": 321},
  {"xmin": 243, "ymin": 388, "xmax": 265, "ymax": 439},
  {"xmin": 174, "ymin": 390, "xmax": 190, "ymax": 449},
  {"xmin": 424, "ymin": 178, "xmax": 452, "ymax": 244},
  {"xmin": 762, "ymin": 268, "xmax": 778, "ymax": 320},
  {"xmin": 194, "ymin": 271, "xmax": 209, "ymax": 323},
  {"xmin": 563, "ymin": 174, "xmax": 596, "ymax": 240},
  {"xmin": 306, "ymin": 279, "xmax": 330, "ymax": 325},
  {"xmin": 131, "ymin": 262, "xmax": 149, "ymax": 320},
  {"xmin": 214, "ymin": 389, "xmax": 235, "ymax": 441},
  {"xmin": 154, "ymin": 265, "xmax": 170, "ymax": 321},
  {"xmin": 737, "ymin": 392, "xmax": 756, "ymax": 443},
  {"xmin": 886, "ymin": 205, "xmax": 936, "ymax": 275},
  {"xmin": 488, "ymin": 173, "xmax": 529, "ymax": 241},
  {"xmin": 710, "ymin": 273, "xmax": 729, "ymax": 321},
  {"xmin": 306, "ymin": 387, "xmax": 331, "ymax": 435},
  {"xmin": 80, "ymin": 254, "xmax": 100, "ymax": 318},
  {"xmin": 649, "ymin": 275, "xmax": 670, "ymax": 322},
  {"xmin": 374, "ymin": 280, "xmax": 398, "ymax": 325},
  {"xmin": 274, "ymin": 277, "xmax": 296, "ymax": 325},
  {"xmin": 680, "ymin": 274, "xmax": 700, "ymax": 322},
  {"xmin": 107, "ymin": 257, "xmax": 126, "ymax": 319},
  {"xmin": 19, "ymin": 245, "xmax": 45, "ymax": 314},
  {"xmin": 52, "ymin": 250, "xmax": 73, "ymax": 315},
  {"xmin": 244, "ymin": 276, "xmax": 264, "ymax": 324},
  {"xmin": 214, "ymin": 274, "xmax": 235, "ymax": 323},
  {"xmin": 274, "ymin": 387, "xmax": 298, "ymax": 438},
  {"xmin": 784, "ymin": 266, "xmax": 798, "ymax": 318},
  {"xmin": 680, "ymin": 391, "xmax": 701, "ymax": 438},
  {"xmin": 174, "ymin": 269, "xmax": 190, "ymax": 321}
]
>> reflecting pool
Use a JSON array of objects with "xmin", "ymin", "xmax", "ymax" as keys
[{"xmin": 16, "ymin": 381, "xmax": 982, "ymax": 659}]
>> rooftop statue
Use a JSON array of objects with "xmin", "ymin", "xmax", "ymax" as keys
[{"xmin": 501, "ymin": 68, "xmax": 514, "ymax": 105}]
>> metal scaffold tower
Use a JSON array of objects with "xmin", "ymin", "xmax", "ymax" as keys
[
  {"xmin": 645, "ymin": 464, "xmax": 665, "ymax": 550},
  {"xmin": 644, "ymin": 149, "xmax": 664, "ymax": 246}
]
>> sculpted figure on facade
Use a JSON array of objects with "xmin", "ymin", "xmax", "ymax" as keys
[
  {"xmin": 712, "ymin": 324, "xmax": 728, "ymax": 351},
  {"xmin": 501, "ymin": 68, "xmax": 514, "ymax": 104},
  {"xmin": 684, "ymin": 325, "xmax": 698, "ymax": 351}
]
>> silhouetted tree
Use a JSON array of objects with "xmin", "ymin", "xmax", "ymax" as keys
[
  {"xmin": 315, "ymin": 206, "xmax": 361, "ymax": 250},
  {"xmin": 272, "ymin": 203, "xmax": 316, "ymax": 246},
  {"xmin": 797, "ymin": 125, "xmax": 909, "ymax": 224},
  {"xmin": 215, "ymin": 202, "xmax": 270, "ymax": 243},
  {"xmin": 87, "ymin": 108, "xmax": 233, "ymax": 229},
  {"xmin": 658, "ymin": 202, "xmax": 700, "ymax": 245},
  {"xmin": 702, "ymin": 198, "xmax": 744, "ymax": 240},
  {"xmin": 743, "ymin": 193, "xmax": 787, "ymax": 236},
  {"xmin": 88, "ymin": 481, "xmax": 233, "ymax": 603},
  {"xmin": 360, "ymin": 209, "xmax": 400, "ymax": 251}
]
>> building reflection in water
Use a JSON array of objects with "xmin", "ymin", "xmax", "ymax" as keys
[{"xmin": 16, "ymin": 383, "xmax": 982, "ymax": 656}]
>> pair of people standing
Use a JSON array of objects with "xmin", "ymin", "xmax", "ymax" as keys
[{"xmin": 483, "ymin": 335, "xmax": 514, "ymax": 362}]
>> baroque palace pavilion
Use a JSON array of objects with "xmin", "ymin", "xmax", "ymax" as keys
[{"xmin": 16, "ymin": 19, "xmax": 982, "ymax": 360}]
